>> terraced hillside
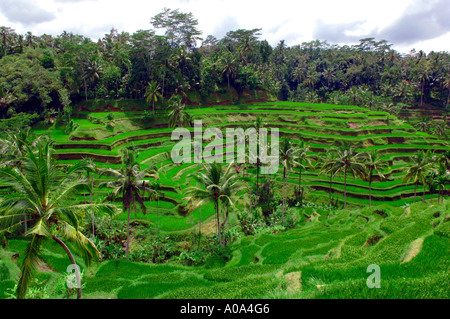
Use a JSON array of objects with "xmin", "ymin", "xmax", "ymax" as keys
[
  {"xmin": 30, "ymin": 102, "xmax": 449, "ymax": 229},
  {"xmin": 1, "ymin": 200, "xmax": 448, "ymax": 299}
]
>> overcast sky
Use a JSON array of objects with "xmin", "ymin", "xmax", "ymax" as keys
[{"xmin": 0, "ymin": 0, "xmax": 449, "ymax": 54}]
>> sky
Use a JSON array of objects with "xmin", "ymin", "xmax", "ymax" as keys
[{"xmin": 0, "ymin": 0, "xmax": 449, "ymax": 54}]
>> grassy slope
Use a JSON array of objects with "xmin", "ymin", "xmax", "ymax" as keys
[{"xmin": 0, "ymin": 200, "xmax": 448, "ymax": 299}]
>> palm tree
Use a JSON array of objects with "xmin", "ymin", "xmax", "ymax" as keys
[
  {"xmin": 415, "ymin": 116, "xmax": 432, "ymax": 133},
  {"xmin": 185, "ymin": 162, "xmax": 246, "ymax": 247},
  {"xmin": 295, "ymin": 140, "xmax": 316, "ymax": 194},
  {"xmin": 81, "ymin": 59, "xmax": 103, "ymax": 101},
  {"xmin": 438, "ymin": 150, "xmax": 450, "ymax": 170},
  {"xmin": 394, "ymin": 80, "xmax": 414, "ymax": 104},
  {"xmin": 0, "ymin": 26, "xmax": 15, "ymax": 56},
  {"xmin": 359, "ymin": 150, "xmax": 387, "ymax": 207},
  {"xmin": 330, "ymin": 141, "xmax": 366, "ymax": 209},
  {"xmin": 443, "ymin": 75, "xmax": 450, "ymax": 107},
  {"xmin": 99, "ymin": 148, "xmax": 150, "ymax": 259},
  {"xmin": 167, "ymin": 95, "xmax": 191, "ymax": 128},
  {"xmin": 253, "ymin": 116, "xmax": 265, "ymax": 192},
  {"xmin": 220, "ymin": 53, "xmax": 236, "ymax": 90},
  {"xmin": 144, "ymin": 81, "xmax": 162, "ymax": 115},
  {"xmin": 0, "ymin": 142, "xmax": 118, "ymax": 299},
  {"xmin": 79, "ymin": 158, "xmax": 97, "ymax": 237},
  {"xmin": 434, "ymin": 163, "xmax": 449, "ymax": 204},
  {"xmin": 279, "ymin": 137, "xmax": 300, "ymax": 218},
  {"xmin": 319, "ymin": 151, "xmax": 338, "ymax": 204},
  {"xmin": 403, "ymin": 150, "xmax": 434, "ymax": 203},
  {"xmin": 417, "ymin": 58, "xmax": 431, "ymax": 106}
]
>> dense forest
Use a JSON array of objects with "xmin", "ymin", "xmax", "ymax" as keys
[{"xmin": 0, "ymin": 8, "xmax": 449, "ymax": 127}]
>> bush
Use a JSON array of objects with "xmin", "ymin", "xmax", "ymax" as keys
[
  {"xmin": 178, "ymin": 249, "xmax": 207, "ymax": 266},
  {"xmin": 141, "ymin": 110, "xmax": 154, "ymax": 123},
  {"xmin": 237, "ymin": 210, "xmax": 266, "ymax": 235}
]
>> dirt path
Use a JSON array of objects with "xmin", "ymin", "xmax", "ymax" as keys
[{"xmin": 401, "ymin": 237, "xmax": 425, "ymax": 263}]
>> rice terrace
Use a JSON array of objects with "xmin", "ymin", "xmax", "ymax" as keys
[{"xmin": 0, "ymin": 5, "xmax": 449, "ymax": 305}]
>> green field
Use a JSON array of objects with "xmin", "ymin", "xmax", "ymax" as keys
[{"xmin": 0, "ymin": 101, "xmax": 449, "ymax": 300}]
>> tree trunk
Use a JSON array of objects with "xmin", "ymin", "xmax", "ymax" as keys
[
  {"xmin": 52, "ymin": 235, "xmax": 82, "ymax": 300},
  {"xmin": 413, "ymin": 182, "xmax": 418, "ymax": 204},
  {"xmin": 369, "ymin": 171, "xmax": 372, "ymax": 207},
  {"xmin": 421, "ymin": 80, "xmax": 425, "ymax": 106},
  {"xmin": 216, "ymin": 200, "xmax": 222, "ymax": 247},
  {"xmin": 422, "ymin": 183, "xmax": 426, "ymax": 203},
  {"xmin": 256, "ymin": 159, "xmax": 260, "ymax": 193},
  {"xmin": 298, "ymin": 167, "xmax": 303, "ymax": 196},
  {"xmin": 126, "ymin": 206, "xmax": 130, "ymax": 259},
  {"xmin": 90, "ymin": 172, "xmax": 95, "ymax": 238},
  {"xmin": 282, "ymin": 166, "xmax": 287, "ymax": 223},
  {"xmin": 344, "ymin": 169, "xmax": 347, "ymax": 210},
  {"xmin": 329, "ymin": 175, "xmax": 333, "ymax": 203},
  {"xmin": 84, "ymin": 79, "xmax": 88, "ymax": 101}
]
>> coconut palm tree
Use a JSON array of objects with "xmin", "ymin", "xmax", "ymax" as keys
[
  {"xmin": 443, "ymin": 75, "xmax": 450, "ymax": 107},
  {"xmin": 253, "ymin": 116, "xmax": 266, "ymax": 192},
  {"xmin": 167, "ymin": 95, "xmax": 191, "ymax": 128},
  {"xmin": 0, "ymin": 142, "xmax": 118, "ymax": 299},
  {"xmin": 78, "ymin": 158, "xmax": 97, "ymax": 237},
  {"xmin": 330, "ymin": 141, "xmax": 366, "ymax": 209},
  {"xmin": 433, "ymin": 163, "xmax": 449, "ymax": 204},
  {"xmin": 184, "ymin": 162, "xmax": 246, "ymax": 247},
  {"xmin": 220, "ymin": 53, "xmax": 236, "ymax": 90},
  {"xmin": 81, "ymin": 59, "xmax": 103, "ymax": 101},
  {"xmin": 319, "ymin": 151, "xmax": 339, "ymax": 205},
  {"xmin": 99, "ymin": 148, "xmax": 150, "ymax": 259},
  {"xmin": 144, "ymin": 81, "xmax": 163, "ymax": 115},
  {"xmin": 403, "ymin": 150, "xmax": 434, "ymax": 203},
  {"xmin": 295, "ymin": 140, "xmax": 316, "ymax": 194},
  {"xmin": 279, "ymin": 137, "xmax": 300, "ymax": 219},
  {"xmin": 0, "ymin": 87, "xmax": 15, "ymax": 119},
  {"xmin": 417, "ymin": 58, "xmax": 431, "ymax": 106},
  {"xmin": 359, "ymin": 150, "xmax": 387, "ymax": 207}
]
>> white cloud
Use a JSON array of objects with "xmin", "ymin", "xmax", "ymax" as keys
[{"xmin": 1, "ymin": 0, "xmax": 447, "ymax": 53}]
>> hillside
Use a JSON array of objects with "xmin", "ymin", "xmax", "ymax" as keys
[{"xmin": 1, "ymin": 200, "xmax": 448, "ymax": 299}]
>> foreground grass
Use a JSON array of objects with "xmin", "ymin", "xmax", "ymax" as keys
[{"xmin": 0, "ymin": 200, "xmax": 448, "ymax": 299}]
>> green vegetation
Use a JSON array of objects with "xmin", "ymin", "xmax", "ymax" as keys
[{"xmin": 0, "ymin": 9, "xmax": 449, "ymax": 300}]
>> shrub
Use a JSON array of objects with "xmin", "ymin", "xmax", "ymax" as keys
[
  {"xmin": 178, "ymin": 249, "xmax": 207, "ymax": 266},
  {"xmin": 141, "ymin": 110, "xmax": 154, "ymax": 123},
  {"xmin": 237, "ymin": 210, "xmax": 265, "ymax": 235}
]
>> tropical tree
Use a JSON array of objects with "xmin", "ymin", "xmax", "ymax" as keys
[
  {"xmin": 416, "ymin": 58, "xmax": 431, "ymax": 106},
  {"xmin": 78, "ymin": 158, "xmax": 97, "ymax": 237},
  {"xmin": 0, "ymin": 87, "xmax": 15, "ymax": 119},
  {"xmin": 253, "ymin": 116, "xmax": 265, "ymax": 192},
  {"xmin": 330, "ymin": 141, "xmax": 366, "ymax": 209},
  {"xmin": 295, "ymin": 140, "xmax": 316, "ymax": 194},
  {"xmin": 359, "ymin": 150, "xmax": 387, "ymax": 207},
  {"xmin": 184, "ymin": 162, "xmax": 246, "ymax": 247},
  {"xmin": 319, "ymin": 151, "xmax": 338, "ymax": 204},
  {"xmin": 433, "ymin": 163, "xmax": 449, "ymax": 204},
  {"xmin": 403, "ymin": 150, "xmax": 434, "ymax": 203},
  {"xmin": 0, "ymin": 142, "xmax": 118, "ymax": 299},
  {"xmin": 99, "ymin": 148, "xmax": 150, "ymax": 259},
  {"xmin": 220, "ymin": 52, "xmax": 236, "ymax": 89},
  {"xmin": 144, "ymin": 80, "xmax": 162, "ymax": 115},
  {"xmin": 81, "ymin": 59, "xmax": 103, "ymax": 101},
  {"xmin": 279, "ymin": 137, "xmax": 299, "ymax": 218},
  {"xmin": 443, "ymin": 75, "xmax": 450, "ymax": 107},
  {"xmin": 166, "ymin": 95, "xmax": 191, "ymax": 128}
]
